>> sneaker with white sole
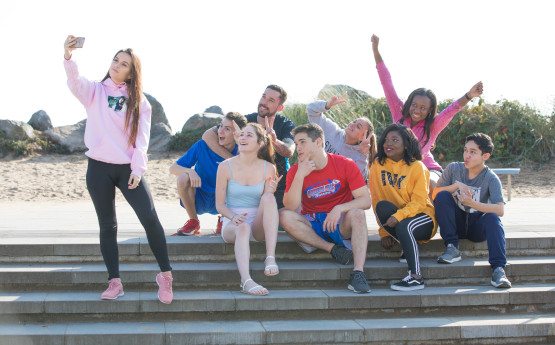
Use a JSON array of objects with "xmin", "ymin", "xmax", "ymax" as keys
[
  {"xmin": 330, "ymin": 244, "xmax": 353, "ymax": 265},
  {"xmin": 101, "ymin": 278, "xmax": 124, "ymax": 300},
  {"xmin": 391, "ymin": 274, "xmax": 425, "ymax": 291},
  {"xmin": 491, "ymin": 267, "xmax": 512, "ymax": 288},
  {"xmin": 156, "ymin": 273, "xmax": 173, "ymax": 304},
  {"xmin": 437, "ymin": 243, "xmax": 461, "ymax": 264},
  {"xmin": 348, "ymin": 270, "xmax": 371, "ymax": 293},
  {"xmin": 399, "ymin": 251, "xmax": 407, "ymax": 263}
]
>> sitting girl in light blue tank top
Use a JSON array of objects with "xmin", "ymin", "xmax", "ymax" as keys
[
  {"xmin": 215, "ymin": 123, "xmax": 282, "ymax": 296},
  {"xmin": 225, "ymin": 159, "xmax": 266, "ymax": 208}
]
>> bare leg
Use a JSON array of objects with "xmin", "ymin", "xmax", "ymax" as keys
[
  {"xmin": 339, "ymin": 209, "xmax": 368, "ymax": 272},
  {"xmin": 177, "ymin": 173, "xmax": 197, "ymax": 220},
  {"xmin": 251, "ymin": 193, "xmax": 278, "ymax": 256},
  {"xmin": 222, "ymin": 221, "xmax": 267, "ymax": 295},
  {"xmin": 280, "ymin": 210, "xmax": 334, "ymax": 253}
]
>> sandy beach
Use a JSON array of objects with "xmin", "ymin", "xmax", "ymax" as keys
[{"xmin": 0, "ymin": 152, "xmax": 554, "ymax": 202}]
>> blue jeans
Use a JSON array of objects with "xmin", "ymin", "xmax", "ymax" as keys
[{"xmin": 434, "ymin": 191, "xmax": 506, "ymax": 269}]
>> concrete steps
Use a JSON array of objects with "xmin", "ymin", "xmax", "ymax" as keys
[
  {"xmin": 2, "ymin": 257, "xmax": 555, "ymax": 291},
  {"xmin": 1, "ymin": 227, "xmax": 554, "ymax": 344},
  {"xmin": 1, "ymin": 284, "xmax": 554, "ymax": 323},
  {"xmin": 0, "ymin": 314, "xmax": 553, "ymax": 345},
  {"xmin": 2, "ymin": 231, "xmax": 554, "ymax": 263}
]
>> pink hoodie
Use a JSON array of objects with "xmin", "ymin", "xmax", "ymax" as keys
[
  {"xmin": 64, "ymin": 58, "xmax": 152, "ymax": 176},
  {"xmin": 376, "ymin": 62, "xmax": 464, "ymax": 171}
]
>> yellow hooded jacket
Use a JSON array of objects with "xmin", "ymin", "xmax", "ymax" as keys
[{"xmin": 369, "ymin": 158, "xmax": 437, "ymax": 242}]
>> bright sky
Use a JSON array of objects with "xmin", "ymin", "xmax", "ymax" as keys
[{"xmin": 2, "ymin": 0, "xmax": 554, "ymax": 133}]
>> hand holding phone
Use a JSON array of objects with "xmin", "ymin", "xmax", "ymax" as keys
[{"xmin": 73, "ymin": 37, "xmax": 85, "ymax": 48}]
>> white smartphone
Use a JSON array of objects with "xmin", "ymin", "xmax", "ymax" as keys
[{"xmin": 73, "ymin": 37, "xmax": 85, "ymax": 48}]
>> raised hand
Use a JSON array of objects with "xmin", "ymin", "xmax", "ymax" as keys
[
  {"xmin": 371, "ymin": 34, "xmax": 383, "ymax": 64},
  {"xmin": 264, "ymin": 116, "xmax": 277, "ymax": 143},
  {"xmin": 468, "ymin": 81, "xmax": 484, "ymax": 99},
  {"xmin": 371, "ymin": 34, "xmax": 380, "ymax": 52},
  {"xmin": 264, "ymin": 174, "xmax": 283, "ymax": 194},
  {"xmin": 64, "ymin": 35, "xmax": 78, "ymax": 59},
  {"xmin": 359, "ymin": 130, "xmax": 374, "ymax": 155},
  {"xmin": 232, "ymin": 119, "xmax": 242, "ymax": 141},
  {"xmin": 325, "ymin": 94, "xmax": 347, "ymax": 110}
]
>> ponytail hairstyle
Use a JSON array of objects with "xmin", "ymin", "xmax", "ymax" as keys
[
  {"xmin": 102, "ymin": 48, "xmax": 143, "ymax": 148},
  {"xmin": 375, "ymin": 124, "xmax": 422, "ymax": 166},
  {"xmin": 246, "ymin": 123, "xmax": 276, "ymax": 166},
  {"xmin": 358, "ymin": 117, "xmax": 378, "ymax": 170},
  {"xmin": 401, "ymin": 88, "xmax": 438, "ymax": 147}
]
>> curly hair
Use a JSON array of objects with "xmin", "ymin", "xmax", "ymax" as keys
[{"xmin": 375, "ymin": 124, "xmax": 422, "ymax": 165}]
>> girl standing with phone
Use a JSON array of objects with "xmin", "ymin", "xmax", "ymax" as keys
[{"xmin": 63, "ymin": 35, "xmax": 173, "ymax": 303}]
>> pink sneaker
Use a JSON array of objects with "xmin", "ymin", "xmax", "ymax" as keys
[
  {"xmin": 101, "ymin": 278, "xmax": 124, "ymax": 300},
  {"xmin": 156, "ymin": 273, "xmax": 173, "ymax": 304}
]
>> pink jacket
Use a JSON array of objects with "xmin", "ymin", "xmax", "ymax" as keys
[
  {"xmin": 64, "ymin": 58, "xmax": 152, "ymax": 176},
  {"xmin": 376, "ymin": 62, "xmax": 463, "ymax": 171}
]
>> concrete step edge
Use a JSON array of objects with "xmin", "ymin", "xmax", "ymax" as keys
[{"xmin": 0, "ymin": 314, "xmax": 553, "ymax": 344}]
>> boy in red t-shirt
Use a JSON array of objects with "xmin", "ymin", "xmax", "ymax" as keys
[{"xmin": 281, "ymin": 123, "xmax": 372, "ymax": 293}]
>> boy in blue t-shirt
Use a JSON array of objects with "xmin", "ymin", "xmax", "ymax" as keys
[
  {"xmin": 170, "ymin": 112, "xmax": 247, "ymax": 235},
  {"xmin": 433, "ymin": 133, "xmax": 511, "ymax": 289}
]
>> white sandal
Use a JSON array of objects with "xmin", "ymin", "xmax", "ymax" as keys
[
  {"xmin": 264, "ymin": 256, "xmax": 279, "ymax": 277},
  {"xmin": 240, "ymin": 278, "xmax": 268, "ymax": 296}
]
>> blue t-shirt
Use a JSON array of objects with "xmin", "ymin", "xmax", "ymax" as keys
[{"xmin": 176, "ymin": 140, "xmax": 238, "ymax": 194}]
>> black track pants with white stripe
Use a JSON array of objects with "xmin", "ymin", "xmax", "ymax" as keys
[{"xmin": 375, "ymin": 200, "xmax": 434, "ymax": 276}]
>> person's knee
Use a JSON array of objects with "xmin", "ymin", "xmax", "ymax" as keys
[
  {"xmin": 346, "ymin": 208, "xmax": 365, "ymax": 224},
  {"xmin": 236, "ymin": 223, "xmax": 251, "ymax": 238},
  {"xmin": 99, "ymin": 223, "xmax": 117, "ymax": 238},
  {"xmin": 279, "ymin": 210, "xmax": 296, "ymax": 228},
  {"xmin": 434, "ymin": 190, "xmax": 452, "ymax": 204},
  {"xmin": 177, "ymin": 173, "xmax": 191, "ymax": 189},
  {"xmin": 260, "ymin": 192, "xmax": 277, "ymax": 206}
]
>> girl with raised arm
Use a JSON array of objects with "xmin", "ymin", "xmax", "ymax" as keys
[
  {"xmin": 371, "ymin": 34, "xmax": 483, "ymax": 193},
  {"xmin": 215, "ymin": 123, "xmax": 281, "ymax": 296},
  {"xmin": 63, "ymin": 35, "xmax": 173, "ymax": 303},
  {"xmin": 307, "ymin": 94, "xmax": 377, "ymax": 182}
]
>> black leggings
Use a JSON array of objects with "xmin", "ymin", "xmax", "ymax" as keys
[
  {"xmin": 86, "ymin": 158, "xmax": 172, "ymax": 280},
  {"xmin": 375, "ymin": 200, "xmax": 434, "ymax": 276}
]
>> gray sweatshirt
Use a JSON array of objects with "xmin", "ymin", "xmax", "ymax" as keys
[{"xmin": 307, "ymin": 100, "xmax": 369, "ymax": 181}]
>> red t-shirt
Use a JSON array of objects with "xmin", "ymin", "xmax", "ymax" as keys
[{"xmin": 285, "ymin": 153, "xmax": 366, "ymax": 214}]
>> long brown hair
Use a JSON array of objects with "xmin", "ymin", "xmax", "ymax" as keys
[
  {"xmin": 400, "ymin": 88, "xmax": 438, "ymax": 147},
  {"xmin": 246, "ymin": 123, "xmax": 276, "ymax": 166},
  {"xmin": 102, "ymin": 48, "xmax": 143, "ymax": 148}
]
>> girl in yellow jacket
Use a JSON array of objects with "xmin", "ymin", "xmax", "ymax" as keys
[{"xmin": 369, "ymin": 124, "xmax": 437, "ymax": 291}]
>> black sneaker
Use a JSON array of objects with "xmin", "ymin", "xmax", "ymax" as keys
[
  {"xmin": 348, "ymin": 270, "xmax": 371, "ymax": 293},
  {"xmin": 391, "ymin": 275, "xmax": 425, "ymax": 291},
  {"xmin": 399, "ymin": 252, "xmax": 407, "ymax": 263},
  {"xmin": 330, "ymin": 244, "xmax": 353, "ymax": 265}
]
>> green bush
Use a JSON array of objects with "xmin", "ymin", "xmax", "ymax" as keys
[
  {"xmin": 167, "ymin": 128, "xmax": 206, "ymax": 152},
  {"xmin": 0, "ymin": 131, "xmax": 69, "ymax": 157},
  {"xmin": 281, "ymin": 95, "xmax": 555, "ymax": 167}
]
